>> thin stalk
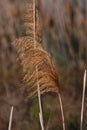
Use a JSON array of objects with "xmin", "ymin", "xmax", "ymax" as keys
[
  {"xmin": 36, "ymin": 66, "xmax": 45, "ymax": 130},
  {"xmin": 58, "ymin": 93, "xmax": 66, "ymax": 130},
  {"xmin": 8, "ymin": 106, "xmax": 14, "ymax": 130},
  {"xmin": 33, "ymin": 0, "xmax": 36, "ymax": 48},
  {"xmin": 80, "ymin": 70, "xmax": 86, "ymax": 130},
  {"xmin": 33, "ymin": 0, "xmax": 44, "ymax": 129}
]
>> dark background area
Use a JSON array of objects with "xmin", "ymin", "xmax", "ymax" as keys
[{"xmin": 0, "ymin": 0, "xmax": 87, "ymax": 130}]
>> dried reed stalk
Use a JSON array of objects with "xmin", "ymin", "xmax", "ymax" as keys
[
  {"xmin": 58, "ymin": 93, "xmax": 66, "ymax": 130},
  {"xmin": 80, "ymin": 70, "xmax": 86, "ymax": 130},
  {"xmin": 36, "ymin": 66, "xmax": 44, "ymax": 130},
  {"xmin": 8, "ymin": 106, "xmax": 14, "ymax": 130},
  {"xmin": 33, "ymin": 0, "xmax": 44, "ymax": 129}
]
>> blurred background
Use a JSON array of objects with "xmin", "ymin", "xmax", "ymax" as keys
[{"xmin": 0, "ymin": 0, "xmax": 87, "ymax": 130}]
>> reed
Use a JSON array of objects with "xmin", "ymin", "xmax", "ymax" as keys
[
  {"xmin": 8, "ymin": 106, "xmax": 14, "ymax": 130},
  {"xmin": 13, "ymin": 1, "xmax": 65, "ymax": 130},
  {"xmin": 80, "ymin": 70, "xmax": 87, "ymax": 130},
  {"xmin": 13, "ymin": 0, "xmax": 59, "ymax": 98}
]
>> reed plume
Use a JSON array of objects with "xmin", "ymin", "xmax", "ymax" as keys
[
  {"xmin": 13, "ymin": 0, "xmax": 59, "ymax": 98},
  {"xmin": 13, "ymin": 1, "xmax": 66, "ymax": 129},
  {"xmin": 14, "ymin": 36, "xmax": 59, "ymax": 98},
  {"xmin": 24, "ymin": 0, "xmax": 42, "ymax": 43}
]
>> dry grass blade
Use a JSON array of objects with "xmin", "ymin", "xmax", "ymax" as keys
[
  {"xmin": 36, "ymin": 66, "xmax": 45, "ymax": 130},
  {"xmin": 8, "ymin": 106, "xmax": 14, "ymax": 130},
  {"xmin": 58, "ymin": 93, "xmax": 66, "ymax": 130},
  {"xmin": 80, "ymin": 70, "xmax": 87, "ymax": 130}
]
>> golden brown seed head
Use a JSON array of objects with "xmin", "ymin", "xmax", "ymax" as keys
[
  {"xmin": 13, "ymin": 0, "xmax": 59, "ymax": 98},
  {"xmin": 13, "ymin": 37, "xmax": 59, "ymax": 98}
]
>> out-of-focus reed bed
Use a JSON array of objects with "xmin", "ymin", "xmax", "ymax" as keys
[
  {"xmin": 39, "ymin": 0, "xmax": 87, "ymax": 69},
  {"xmin": 0, "ymin": 0, "xmax": 25, "ymax": 94},
  {"xmin": 0, "ymin": 1, "xmax": 26, "ymax": 130}
]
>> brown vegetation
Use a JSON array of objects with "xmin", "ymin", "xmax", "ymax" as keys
[
  {"xmin": 0, "ymin": 0, "xmax": 87, "ymax": 130},
  {"xmin": 39, "ymin": 0, "xmax": 87, "ymax": 69},
  {"xmin": 13, "ymin": 0, "xmax": 59, "ymax": 98}
]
